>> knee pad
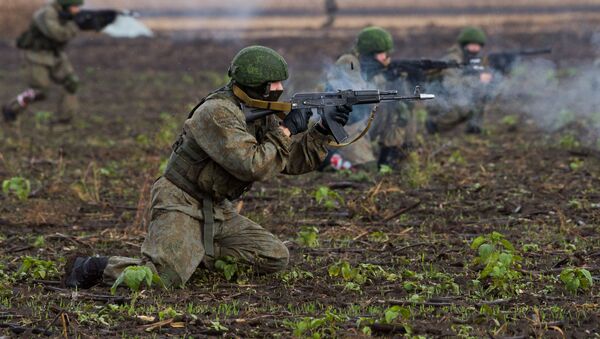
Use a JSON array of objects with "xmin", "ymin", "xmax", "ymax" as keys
[
  {"xmin": 63, "ymin": 75, "xmax": 80, "ymax": 94},
  {"xmin": 16, "ymin": 88, "xmax": 46, "ymax": 107}
]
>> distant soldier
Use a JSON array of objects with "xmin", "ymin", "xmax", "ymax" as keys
[
  {"xmin": 2, "ymin": 0, "xmax": 83, "ymax": 125},
  {"xmin": 322, "ymin": 0, "xmax": 338, "ymax": 29},
  {"xmin": 325, "ymin": 26, "xmax": 415, "ymax": 169},
  {"xmin": 64, "ymin": 46, "xmax": 352, "ymax": 289},
  {"xmin": 425, "ymin": 26, "xmax": 493, "ymax": 134}
]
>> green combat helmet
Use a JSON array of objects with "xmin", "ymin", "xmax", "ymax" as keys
[
  {"xmin": 57, "ymin": 0, "xmax": 84, "ymax": 6},
  {"xmin": 356, "ymin": 26, "xmax": 394, "ymax": 55},
  {"xmin": 457, "ymin": 26, "xmax": 487, "ymax": 46},
  {"xmin": 228, "ymin": 46, "xmax": 289, "ymax": 87}
]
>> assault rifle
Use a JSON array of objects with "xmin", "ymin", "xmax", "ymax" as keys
[
  {"xmin": 74, "ymin": 9, "xmax": 138, "ymax": 31},
  {"xmin": 384, "ymin": 59, "xmax": 461, "ymax": 85},
  {"xmin": 487, "ymin": 48, "xmax": 552, "ymax": 75},
  {"xmin": 245, "ymin": 87, "xmax": 435, "ymax": 143}
]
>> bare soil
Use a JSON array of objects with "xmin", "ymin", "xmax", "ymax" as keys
[{"xmin": 0, "ymin": 25, "xmax": 599, "ymax": 338}]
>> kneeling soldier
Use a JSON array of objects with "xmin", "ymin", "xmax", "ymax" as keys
[{"xmin": 64, "ymin": 46, "xmax": 351, "ymax": 289}]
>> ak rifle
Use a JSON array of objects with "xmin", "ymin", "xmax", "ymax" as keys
[{"xmin": 245, "ymin": 87, "xmax": 435, "ymax": 143}]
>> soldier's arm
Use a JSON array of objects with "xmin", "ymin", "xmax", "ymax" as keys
[
  {"xmin": 185, "ymin": 99, "xmax": 292, "ymax": 182},
  {"xmin": 261, "ymin": 116, "xmax": 332, "ymax": 175},
  {"xmin": 35, "ymin": 7, "xmax": 79, "ymax": 42}
]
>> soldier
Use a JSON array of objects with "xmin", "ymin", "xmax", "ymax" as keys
[
  {"xmin": 425, "ymin": 26, "xmax": 493, "ymax": 134},
  {"xmin": 2, "ymin": 0, "xmax": 83, "ymax": 125},
  {"xmin": 326, "ymin": 26, "xmax": 414, "ymax": 169},
  {"xmin": 63, "ymin": 46, "xmax": 352, "ymax": 289}
]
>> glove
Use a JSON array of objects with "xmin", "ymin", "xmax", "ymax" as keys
[
  {"xmin": 316, "ymin": 104, "xmax": 352, "ymax": 134},
  {"xmin": 283, "ymin": 108, "xmax": 311, "ymax": 135}
]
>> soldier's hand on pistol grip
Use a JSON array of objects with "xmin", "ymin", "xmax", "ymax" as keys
[
  {"xmin": 316, "ymin": 104, "xmax": 352, "ymax": 135},
  {"xmin": 283, "ymin": 108, "xmax": 312, "ymax": 135}
]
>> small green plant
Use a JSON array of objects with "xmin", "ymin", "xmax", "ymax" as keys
[
  {"xmin": 34, "ymin": 111, "xmax": 53, "ymax": 127},
  {"xmin": 470, "ymin": 232, "xmax": 522, "ymax": 295},
  {"xmin": 2, "ymin": 176, "xmax": 31, "ymax": 201},
  {"xmin": 16, "ymin": 256, "xmax": 58, "ymax": 280},
  {"xmin": 296, "ymin": 226, "xmax": 320, "ymax": 248},
  {"xmin": 209, "ymin": 321, "xmax": 229, "ymax": 332},
  {"xmin": 328, "ymin": 261, "xmax": 367, "ymax": 285},
  {"xmin": 368, "ymin": 231, "xmax": 389, "ymax": 243},
  {"xmin": 32, "ymin": 235, "xmax": 45, "ymax": 248},
  {"xmin": 448, "ymin": 150, "xmax": 466, "ymax": 165},
  {"xmin": 214, "ymin": 256, "xmax": 242, "ymax": 282},
  {"xmin": 569, "ymin": 158, "xmax": 584, "ymax": 171},
  {"xmin": 111, "ymin": 266, "xmax": 158, "ymax": 295},
  {"xmin": 402, "ymin": 152, "xmax": 436, "ymax": 188},
  {"xmin": 314, "ymin": 186, "xmax": 344, "ymax": 210},
  {"xmin": 284, "ymin": 310, "xmax": 346, "ymax": 338},
  {"xmin": 501, "ymin": 115, "xmax": 518, "ymax": 128},
  {"xmin": 379, "ymin": 164, "xmax": 393, "ymax": 175},
  {"xmin": 558, "ymin": 134, "xmax": 580, "ymax": 149},
  {"xmin": 559, "ymin": 268, "xmax": 593, "ymax": 294},
  {"xmin": 280, "ymin": 269, "xmax": 314, "ymax": 285},
  {"xmin": 158, "ymin": 307, "xmax": 180, "ymax": 321}
]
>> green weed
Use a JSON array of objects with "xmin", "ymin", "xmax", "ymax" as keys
[
  {"xmin": 16, "ymin": 256, "xmax": 58, "ymax": 280},
  {"xmin": 470, "ymin": 232, "xmax": 522, "ymax": 295},
  {"xmin": 2, "ymin": 176, "xmax": 31, "ymax": 201},
  {"xmin": 314, "ymin": 186, "xmax": 344, "ymax": 210},
  {"xmin": 559, "ymin": 268, "xmax": 593, "ymax": 294},
  {"xmin": 296, "ymin": 226, "xmax": 320, "ymax": 248}
]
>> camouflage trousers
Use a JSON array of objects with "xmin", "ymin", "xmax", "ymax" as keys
[
  {"xmin": 7, "ymin": 51, "xmax": 79, "ymax": 122},
  {"xmin": 339, "ymin": 103, "xmax": 415, "ymax": 166},
  {"xmin": 103, "ymin": 177, "xmax": 289, "ymax": 288}
]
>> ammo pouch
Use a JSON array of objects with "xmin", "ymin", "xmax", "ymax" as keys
[{"xmin": 163, "ymin": 133, "xmax": 216, "ymax": 257}]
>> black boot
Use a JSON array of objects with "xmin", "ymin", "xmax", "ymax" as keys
[
  {"xmin": 378, "ymin": 146, "xmax": 404, "ymax": 168},
  {"xmin": 465, "ymin": 124, "xmax": 482, "ymax": 134},
  {"xmin": 63, "ymin": 256, "xmax": 108, "ymax": 289},
  {"xmin": 2, "ymin": 104, "xmax": 18, "ymax": 123},
  {"xmin": 425, "ymin": 119, "xmax": 438, "ymax": 134}
]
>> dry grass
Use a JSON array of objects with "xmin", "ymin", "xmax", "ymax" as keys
[{"xmin": 0, "ymin": 0, "xmax": 44, "ymax": 39}]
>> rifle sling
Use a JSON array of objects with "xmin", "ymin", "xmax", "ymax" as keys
[
  {"xmin": 329, "ymin": 105, "xmax": 378, "ymax": 149},
  {"xmin": 232, "ymin": 85, "xmax": 290, "ymax": 121}
]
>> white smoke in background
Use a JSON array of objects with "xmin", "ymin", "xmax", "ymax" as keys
[{"xmin": 495, "ymin": 50, "xmax": 600, "ymax": 147}]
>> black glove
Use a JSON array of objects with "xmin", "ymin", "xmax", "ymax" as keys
[
  {"xmin": 316, "ymin": 104, "xmax": 352, "ymax": 134},
  {"xmin": 283, "ymin": 108, "xmax": 311, "ymax": 135}
]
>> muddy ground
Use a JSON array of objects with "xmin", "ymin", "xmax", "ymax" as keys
[{"xmin": 0, "ymin": 26, "xmax": 599, "ymax": 338}]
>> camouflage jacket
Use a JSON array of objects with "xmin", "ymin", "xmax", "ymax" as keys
[
  {"xmin": 17, "ymin": 1, "xmax": 79, "ymax": 65},
  {"xmin": 177, "ymin": 87, "xmax": 331, "ymax": 204}
]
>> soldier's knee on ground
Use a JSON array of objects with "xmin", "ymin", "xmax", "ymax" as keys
[{"xmin": 63, "ymin": 74, "xmax": 80, "ymax": 94}]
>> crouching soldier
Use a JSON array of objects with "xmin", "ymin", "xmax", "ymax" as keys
[
  {"xmin": 326, "ymin": 26, "xmax": 415, "ymax": 170},
  {"xmin": 425, "ymin": 26, "xmax": 493, "ymax": 135},
  {"xmin": 64, "ymin": 46, "xmax": 351, "ymax": 289},
  {"xmin": 3, "ymin": 0, "xmax": 83, "ymax": 125}
]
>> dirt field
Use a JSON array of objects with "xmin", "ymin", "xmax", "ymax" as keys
[{"xmin": 1, "ymin": 5, "xmax": 600, "ymax": 338}]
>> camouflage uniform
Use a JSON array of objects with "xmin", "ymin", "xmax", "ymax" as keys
[
  {"xmin": 426, "ymin": 27, "xmax": 489, "ymax": 133},
  {"xmin": 103, "ymin": 87, "xmax": 332, "ymax": 288},
  {"xmin": 327, "ymin": 27, "xmax": 413, "ymax": 168},
  {"xmin": 3, "ymin": 1, "xmax": 80, "ymax": 123}
]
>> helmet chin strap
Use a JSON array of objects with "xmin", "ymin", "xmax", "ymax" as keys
[{"xmin": 232, "ymin": 84, "xmax": 291, "ymax": 120}]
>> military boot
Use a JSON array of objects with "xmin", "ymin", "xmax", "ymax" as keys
[
  {"xmin": 63, "ymin": 256, "xmax": 108, "ymax": 289},
  {"xmin": 2, "ymin": 103, "xmax": 19, "ymax": 123},
  {"xmin": 425, "ymin": 119, "xmax": 439, "ymax": 134},
  {"xmin": 378, "ymin": 146, "xmax": 404, "ymax": 169}
]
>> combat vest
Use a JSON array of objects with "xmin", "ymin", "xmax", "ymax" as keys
[
  {"xmin": 164, "ymin": 87, "xmax": 259, "ymax": 204},
  {"xmin": 17, "ymin": 22, "xmax": 68, "ymax": 53}
]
